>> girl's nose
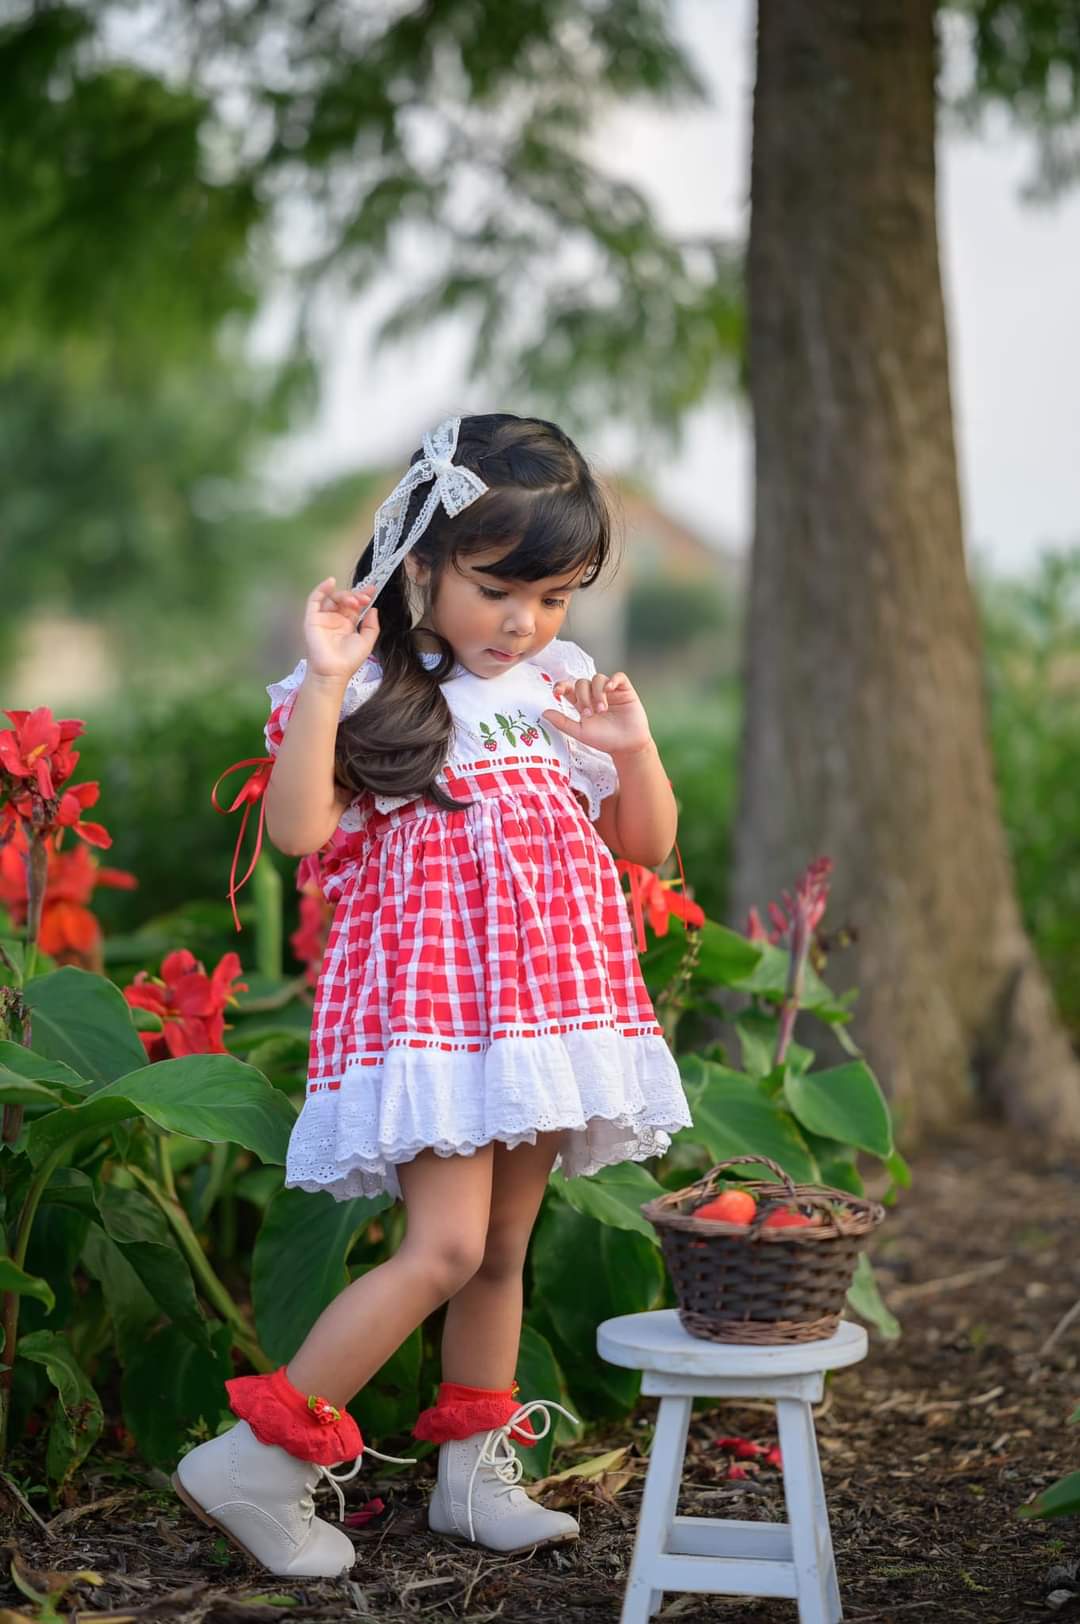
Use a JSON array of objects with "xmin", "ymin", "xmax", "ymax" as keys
[{"xmin": 503, "ymin": 609, "xmax": 534, "ymax": 638}]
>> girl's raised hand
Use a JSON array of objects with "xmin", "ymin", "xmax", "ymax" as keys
[
  {"xmin": 303, "ymin": 577, "xmax": 380, "ymax": 682},
  {"xmin": 544, "ymin": 672, "xmax": 654, "ymax": 756}
]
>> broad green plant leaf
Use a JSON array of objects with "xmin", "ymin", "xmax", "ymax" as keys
[
  {"xmin": 96, "ymin": 1185, "xmax": 213, "ymax": 1352},
  {"xmin": 530, "ymin": 1198, "xmax": 664, "ymax": 1415},
  {"xmin": 549, "ymin": 1161, "xmax": 666, "ymax": 1245},
  {"xmin": 25, "ymin": 968, "xmax": 147, "ymax": 1085},
  {"xmin": 783, "ymin": 1062, "xmax": 893, "ymax": 1159},
  {"xmin": 0, "ymin": 1257, "xmax": 55, "ymax": 1312},
  {"xmin": 693, "ymin": 922, "xmax": 762, "ymax": 983},
  {"xmin": 1017, "ymin": 1470, "xmax": 1080, "ymax": 1520},
  {"xmin": 122, "ymin": 1320, "xmax": 234, "ymax": 1470},
  {"xmin": 0, "ymin": 1042, "xmax": 90, "ymax": 1102},
  {"xmin": 253, "ymin": 1186, "xmax": 391, "ymax": 1366},
  {"xmin": 678, "ymin": 1056, "xmax": 819, "ymax": 1183},
  {"xmin": 846, "ymin": 1252, "xmax": 900, "ymax": 1340},
  {"xmin": 346, "ymin": 1302, "xmax": 421, "ymax": 1449},
  {"xmin": 99, "ymin": 1056, "xmax": 295, "ymax": 1162},
  {"xmin": 513, "ymin": 1322, "xmax": 576, "ymax": 1480},
  {"xmin": 81, "ymin": 1225, "xmax": 159, "ymax": 1358},
  {"xmin": 19, "ymin": 1329, "xmax": 104, "ymax": 1490}
]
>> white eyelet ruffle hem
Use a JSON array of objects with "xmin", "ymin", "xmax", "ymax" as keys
[{"xmin": 285, "ymin": 1024, "xmax": 692, "ymax": 1203}]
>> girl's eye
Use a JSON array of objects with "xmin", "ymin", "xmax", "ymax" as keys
[{"xmin": 477, "ymin": 586, "xmax": 567, "ymax": 609}]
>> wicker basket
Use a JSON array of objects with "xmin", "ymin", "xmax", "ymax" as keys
[{"xmin": 641, "ymin": 1154, "xmax": 886, "ymax": 1345}]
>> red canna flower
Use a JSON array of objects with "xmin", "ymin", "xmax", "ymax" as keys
[
  {"xmin": 617, "ymin": 860, "xmax": 705, "ymax": 952},
  {"xmin": 0, "ymin": 825, "xmax": 136, "ymax": 965},
  {"xmin": 724, "ymin": 1464, "xmax": 751, "ymax": 1481},
  {"xmin": 744, "ymin": 858, "xmax": 832, "ymax": 948},
  {"xmin": 0, "ymin": 707, "xmax": 112, "ymax": 850},
  {"xmin": 124, "ymin": 949, "xmax": 248, "ymax": 1061},
  {"xmin": 290, "ymin": 854, "xmax": 333, "ymax": 988},
  {"xmin": 0, "ymin": 709, "xmax": 83, "ymax": 799}
]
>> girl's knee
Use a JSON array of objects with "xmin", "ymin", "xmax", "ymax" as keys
[
  {"xmin": 399, "ymin": 1231, "xmax": 487, "ymax": 1296},
  {"xmin": 475, "ymin": 1227, "xmax": 530, "ymax": 1281}
]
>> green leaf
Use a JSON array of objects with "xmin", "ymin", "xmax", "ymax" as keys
[
  {"xmin": 347, "ymin": 1308, "xmax": 421, "ymax": 1447},
  {"xmin": 678, "ymin": 1056, "xmax": 819, "ymax": 1183},
  {"xmin": 729, "ymin": 943, "xmax": 847, "ymax": 1015},
  {"xmin": 98, "ymin": 1055, "xmax": 296, "ymax": 1164},
  {"xmin": 549, "ymin": 1161, "xmax": 666, "ymax": 1245},
  {"xmin": 0, "ymin": 1041, "xmax": 90, "ymax": 1101},
  {"xmin": 799, "ymin": 1132, "xmax": 865, "ymax": 1196},
  {"xmin": 1017, "ymin": 1470, "xmax": 1080, "ymax": 1520},
  {"xmin": 513, "ymin": 1322, "xmax": 576, "ymax": 1480},
  {"xmin": 97, "ymin": 1185, "xmax": 213, "ymax": 1352},
  {"xmin": 530, "ymin": 1198, "xmax": 663, "ymax": 1415},
  {"xmin": 253, "ymin": 1186, "xmax": 391, "ymax": 1366},
  {"xmin": 694, "ymin": 922, "xmax": 762, "ymax": 983},
  {"xmin": 27, "ymin": 1091, "xmax": 145, "ymax": 1169},
  {"xmin": 783, "ymin": 1063, "xmax": 893, "ymax": 1159},
  {"xmin": 734, "ymin": 1009, "xmax": 779, "ymax": 1079},
  {"xmin": 19, "ymin": 1329, "xmax": 104, "ymax": 1489},
  {"xmin": 25, "ymin": 967, "xmax": 148, "ymax": 1085},
  {"xmin": 0, "ymin": 1256, "xmax": 55, "ymax": 1312},
  {"xmin": 846, "ymin": 1253, "xmax": 900, "ymax": 1340},
  {"xmin": 122, "ymin": 1320, "xmax": 234, "ymax": 1470},
  {"xmin": 81, "ymin": 1226, "xmax": 159, "ymax": 1359},
  {"xmin": 884, "ymin": 1147, "xmax": 913, "ymax": 1188}
]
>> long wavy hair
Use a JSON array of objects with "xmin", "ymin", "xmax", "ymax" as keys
[{"xmin": 334, "ymin": 413, "xmax": 614, "ymax": 810}]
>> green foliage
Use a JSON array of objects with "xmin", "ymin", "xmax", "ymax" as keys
[
  {"xmin": 0, "ymin": 8, "xmax": 258, "ymax": 367},
  {"xmin": 978, "ymin": 547, "xmax": 1080, "ymax": 1030},
  {"xmin": 650, "ymin": 681, "xmax": 740, "ymax": 927},
  {"xmin": 952, "ymin": 0, "xmax": 1080, "ymax": 195}
]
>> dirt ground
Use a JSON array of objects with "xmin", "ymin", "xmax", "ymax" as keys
[{"xmin": 3, "ymin": 1118, "xmax": 1079, "ymax": 1624}]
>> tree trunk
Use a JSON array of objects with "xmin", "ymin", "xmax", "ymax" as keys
[{"xmin": 736, "ymin": 0, "xmax": 1080, "ymax": 1144}]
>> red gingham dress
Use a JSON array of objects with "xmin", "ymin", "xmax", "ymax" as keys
[{"xmin": 264, "ymin": 638, "xmax": 694, "ymax": 1201}]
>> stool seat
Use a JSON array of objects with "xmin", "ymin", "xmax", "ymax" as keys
[
  {"xmin": 599, "ymin": 1310, "xmax": 868, "ymax": 1378},
  {"xmin": 598, "ymin": 1311, "xmax": 869, "ymax": 1624}
]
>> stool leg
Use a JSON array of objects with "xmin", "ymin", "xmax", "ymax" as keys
[
  {"xmin": 621, "ymin": 1394, "xmax": 691, "ymax": 1624},
  {"xmin": 775, "ymin": 1398, "xmax": 842, "ymax": 1624}
]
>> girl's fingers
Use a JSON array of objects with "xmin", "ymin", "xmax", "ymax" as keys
[{"xmin": 591, "ymin": 673, "xmax": 609, "ymax": 713}]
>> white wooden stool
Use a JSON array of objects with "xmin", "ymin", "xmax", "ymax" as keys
[{"xmin": 597, "ymin": 1310, "xmax": 868, "ymax": 1624}]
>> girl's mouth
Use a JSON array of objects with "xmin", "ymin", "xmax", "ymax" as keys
[{"xmin": 486, "ymin": 648, "xmax": 517, "ymax": 662}]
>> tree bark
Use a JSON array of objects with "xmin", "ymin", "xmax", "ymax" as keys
[{"xmin": 736, "ymin": 0, "xmax": 1080, "ymax": 1144}]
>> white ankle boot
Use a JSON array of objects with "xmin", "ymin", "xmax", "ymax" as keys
[
  {"xmin": 173, "ymin": 1419, "xmax": 412, "ymax": 1576},
  {"xmin": 427, "ymin": 1398, "xmax": 581, "ymax": 1552}
]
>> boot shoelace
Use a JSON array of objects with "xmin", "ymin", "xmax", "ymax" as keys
[
  {"xmin": 302, "ymin": 1441, "xmax": 417, "ymax": 1524},
  {"xmin": 465, "ymin": 1398, "xmax": 580, "ymax": 1544}
]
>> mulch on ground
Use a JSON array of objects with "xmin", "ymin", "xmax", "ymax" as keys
[{"xmin": 3, "ymin": 1118, "xmax": 1078, "ymax": 1623}]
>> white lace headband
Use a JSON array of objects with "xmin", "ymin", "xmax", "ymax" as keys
[{"xmin": 356, "ymin": 416, "xmax": 489, "ymax": 623}]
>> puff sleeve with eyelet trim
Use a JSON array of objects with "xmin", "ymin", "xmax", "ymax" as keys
[
  {"xmin": 530, "ymin": 637, "xmax": 620, "ymax": 821},
  {"xmin": 264, "ymin": 656, "xmax": 419, "ymax": 828}
]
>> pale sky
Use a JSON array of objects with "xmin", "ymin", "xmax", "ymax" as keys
[{"xmin": 269, "ymin": 0, "xmax": 1080, "ymax": 578}]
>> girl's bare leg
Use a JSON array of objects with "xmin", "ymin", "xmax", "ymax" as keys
[
  {"xmin": 439, "ymin": 1132, "xmax": 566, "ymax": 1389},
  {"xmin": 285, "ymin": 1144, "xmax": 495, "ymax": 1409}
]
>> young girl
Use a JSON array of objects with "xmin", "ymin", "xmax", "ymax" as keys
[{"xmin": 173, "ymin": 413, "xmax": 694, "ymax": 1577}]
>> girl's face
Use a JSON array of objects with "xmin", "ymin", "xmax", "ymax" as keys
[{"xmin": 408, "ymin": 545, "xmax": 587, "ymax": 678}]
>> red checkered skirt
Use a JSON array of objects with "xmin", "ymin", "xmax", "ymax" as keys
[{"xmin": 284, "ymin": 759, "xmax": 693, "ymax": 1202}]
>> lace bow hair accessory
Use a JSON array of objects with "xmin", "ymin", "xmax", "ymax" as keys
[
  {"xmin": 355, "ymin": 415, "xmax": 490, "ymax": 620},
  {"xmin": 211, "ymin": 416, "xmax": 488, "ymax": 930}
]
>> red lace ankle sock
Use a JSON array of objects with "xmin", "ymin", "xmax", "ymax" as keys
[
  {"xmin": 226, "ymin": 1364, "xmax": 365, "ymax": 1466},
  {"xmin": 412, "ymin": 1379, "xmax": 538, "ymax": 1448}
]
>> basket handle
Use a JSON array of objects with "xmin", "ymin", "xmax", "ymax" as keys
[{"xmin": 691, "ymin": 1155, "xmax": 797, "ymax": 1201}]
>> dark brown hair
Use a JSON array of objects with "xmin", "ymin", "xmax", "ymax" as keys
[{"xmin": 334, "ymin": 413, "xmax": 613, "ymax": 809}]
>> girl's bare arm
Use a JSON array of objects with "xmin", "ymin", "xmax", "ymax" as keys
[{"xmin": 264, "ymin": 578, "xmax": 379, "ymax": 857}]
